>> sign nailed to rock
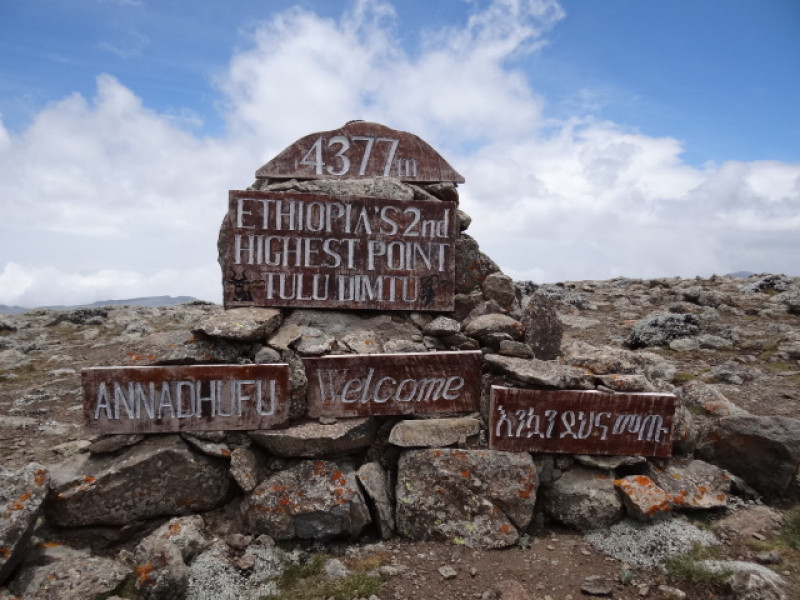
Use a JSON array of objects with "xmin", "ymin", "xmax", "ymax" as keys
[
  {"xmin": 256, "ymin": 121, "xmax": 465, "ymax": 183},
  {"xmin": 489, "ymin": 387, "xmax": 676, "ymax": 457},
  {"xmin": 83, "ymin": 364, "xmax": 291, "ymax": 435},
  {"xmin": 305, "ymin": 351, "xmax": 482, "ymax": 418},
  {"xmin": 220, "ymin": 191, "xmax": 457, "ymax": 311}
]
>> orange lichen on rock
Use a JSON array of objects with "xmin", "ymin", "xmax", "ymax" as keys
[
  {"xmin": 135, "ymin": 563, "xmax": 154, "ymax": 585},
  {"xmin": 0, "ymin": 547, "xmax": 10, "ymax": 558}
]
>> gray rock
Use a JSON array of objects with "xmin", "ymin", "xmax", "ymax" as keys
[
  {"xmin": 229, "ymin": 446, "xmax": 262, "ymax": 493},
  {"xmin": 356, "ymin": 462, "xmax": 395, "ymax": 540},
  {"xmin": 267, "ymin": 323, "xmax": 302, "ymax": 351},
  {"xmin": 7, "ymin": 543, "xmax": 129, "ymax": 600},
  {"xmin": 739, "ymin": 274, "xmax": 793, "ymax": 293},
  {"xmin": 498, "ymin": 340, "xmax": 534, "ymax": 358},
  {"xmin": 0, "ymin": 464, "xmax": 50, "ymax": 584},
  {"xmin": 186, "ymin": 539, "xmax": 284, "ymax": 600},
  {"xmin": 626, "ymin": 314, "xmax": 701, "ymax": 348},
  {"xmin": 484, "ymin": 355, "xmax": 594, "ymax": 389},
  {"xmin": 422, "ymin": 316, "xmax": 461, "ymax": 337},
  {"xmin": 254, "ymin": 345, "xmax": 282, "ymax": 363},
  {"xmin": 341, "ymin": 330, "xmax": 383, "ymax": 354},
  {"xmin": 574, "ymin": 455, "xmax": 645, "ymax": 470},
  {"xmin": 482, "ymin": 272, "xmax": 517, "ymax": 309},
  {"xmin": 294, "ymin": 326, "xmax": 335, "ymax": 356},
  {"xmin": 0, "ymin": 349, "xmax": 31, "ymax": 369},
  {"xmin": 454, "ymin": 234, "xmax": 501, "ymax": 293},
  {"xmin": 132, "ymin": 330, "xmax": 248, "ymax": 363},
  {"xmin": 180, "ymin": 433, "xmax": 232, "ymax": 459},
  {"xmin": 395, "ymin": 449, "xmax": 536, "ymax": 548},
  {"xmin": 388, "ymin": 417, "xmax": 480, "ymax": 448},
  {"xmin": 696, "ymin": 414, "xmax": 800, "ymax": 495},
  {"xmin": 701, "ymin": 560, "xmax": 786, "ymax": 600},
  {"xmin": 646, "ymin": 459, "xmax": 730, "ymax": 510},
  {"xmin": 438, "ymin": 565, "xmax": 457, "ymax": 580},
  {"xmin": 264, "ymin": 176, "xmax": 415, "ymax": 202},
  {"xmin": 47, "ymin": 435, "xmax": 232, "ymax": 526},
  {"xmin": 521, "ymin": 294, "xmax": 563, "ymax": 360},
  {"xmin": 540, "ymin": 466, "xmax": 624, "ymax": 531},
  {"xmin": 242, "ymin": 460, "xmax": 370, "ymax": 541},
  {"xmin": 324, "ymin": 558, "xmax": 350, "ymax": 579},
  {"xmin": 87, "ymin": 434, "xmax": 146, "ymax": 455},
  {"xmin": 194, "ymin": 307, "xmax": 282, "ymax": 342},
  {"xmin": 703, "ymin": 360, "xmax": 757, "ymax": 385},
  {"xmin": 250, "ymin": 418, "xmax": 377, "ymax": 457},
  {"xmin": 580, "ymin": 575, "xmax": 613, "ymax": 596},
  {"xmin": 134, "ymin": 537, "xmax": 189, "ymax": 600},
  {"xmin": 464, "ymin": 314, "xmax": 525, "ymax": 340}
]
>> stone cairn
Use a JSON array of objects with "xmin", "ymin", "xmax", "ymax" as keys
[{"xmin": 1, "ymin": 123, "xmax": 798, "ymax": 600}]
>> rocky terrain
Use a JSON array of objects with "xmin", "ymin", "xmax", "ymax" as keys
[{"xmin": 0, "ymin": 271, "xmax": 798, "ymax": 600}]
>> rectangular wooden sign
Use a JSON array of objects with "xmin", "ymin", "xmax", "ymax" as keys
[
  {"xmin": 82, "ymin": 364, "xmax": 291, "ymax": 434},
  {"xmin": 489, "ymin": 387, "xmax": 676, "ymax": 457},
  {"xmin": 219, "ymin": 191, "xmax": 457, "ymax": 312},
  {"xmin": 304, "ymin": 351, "xmax": 482, "ymax": 418}
]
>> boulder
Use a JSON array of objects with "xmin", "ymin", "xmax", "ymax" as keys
[
  {"xmin": 614, "ymin": 475, "xmax": 672, "ymax": 521},
  {"xmin": 7, "ymin": 543, "xmax": 129, "ymax": 600},
  {"xmin": 696, "ymin": 415, "xmax": 800, "ymax": 496},
  {"xmin": 626, "ymin": 314, "xmax": 701, "ymax": 348},
  {"xmin": 484, "ymin": 355, "xmax": 594, "ymax": 389},
  {"xmin": 646, "ymin": 459, "xmax": 730, "ymax": 510},
  {"xmin": 249, "ymin": 418, "xmax": 377, "ymax": 457},
  {"xmin": 47, "ymin": 435, "xmax": 232, "ymax": 526},
  {"xmin": 194, "ymin": 307, "xmax": 282, "ymax": 343},
  {"xmin": 133, "ymin": 516, "xmax": 209, "ymax": 600},
  {"xmin": 356, "ymin": 462, "xmax": 395, "ymax": 540},
  {"xmin": 700, "ymin": 561, "xmax": 786, "ymax": 600},
  {"xmin": 464, "ymin": 314, "xmax": 524, "ymax": 342},
  {"xmin": 395, "ymin": 449, "xmax": 536, "ymax": 548},
  {"xmin": 388, "ymin": 417, "xmax": 480, "ymax": 448},
  {"xmin": 242, "ymin": 460, "xmax": 370, "ymax": 541},
  {"xmin": 482, "ymin": 272, "xmax": 518, "ymax": 309},
  {"xmin": 422, "ymin": 316, "xmax": 461, "ymax": 337},
  {"xmin": 540, "ymin": 467, "xmax": 623, "ymax": 531},
  {"xmin": 0, "ymin": 464, "xmax": 49, "ymax": 584},
  {"xmin": 521, "ymin": 294, "xmax": 563, "ymax": 360}
]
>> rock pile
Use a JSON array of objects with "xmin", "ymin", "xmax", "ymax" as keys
[{"xmin": 0, "ymin": 173, "xmax": 799, "ymax": 597}]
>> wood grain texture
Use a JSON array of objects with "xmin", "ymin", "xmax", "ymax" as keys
[
  {"xmin": 255, "ymin": 121, "xmax": 465, "ymax": 183},
  {"xmin": 304, "ymin": 351, "xmax": 482, "ymax": 418},
  {"xmin": 219, "ymin": 191, "xmax": 457, "ymax": 311},
  {"xmin": 83, "ymin": 364, "xmax": 291, "ymax": 434},
  {"xmin": 489, "ymin": 386, "xmax": 676, "ymax": 457}
]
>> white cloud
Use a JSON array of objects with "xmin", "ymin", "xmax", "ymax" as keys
[{"xmin": 1, "ymin": 0, "xmax": 799, "ymax": 307}]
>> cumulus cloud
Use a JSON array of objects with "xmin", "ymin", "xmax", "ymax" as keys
[{"xmin": 0, "ymin": 0, "xmax": 799, "ymax": 307}]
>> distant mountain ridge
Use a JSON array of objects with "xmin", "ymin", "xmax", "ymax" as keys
[{"xmin": 0, "ymin": 295, "xmax": 199, "ymax": 315}]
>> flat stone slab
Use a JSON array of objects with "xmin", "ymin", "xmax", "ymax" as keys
[
  {"xmin": 484, "ymin": 355, "xmax": 594, "ymax": 389},
  {"xmin": 356, "ymin": 462, "xmax": 394, "ymax": 540},
  {"xmin": 46, "ymin": 435, "xmax": 232, "ymax": 526},
  {"xmin": 194, "ymin": 307, "xmax": 282, "ymax": 342},
  {"xmin": 249, "ymin": 418, "xmax": 377, "ymax": 458},
  {"xmin": 388, "ymin": 417, "xmax": 480, "ymax": 448},
  {"xmin": 647, "ymin": 459, "xmax": 730, "ymax": 510}
]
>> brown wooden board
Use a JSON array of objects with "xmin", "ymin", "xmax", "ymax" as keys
[
  {"xmin": 304, "ymin": 351, "xmax": 482, "ymax": 418},
  {"xmin": 219, "ymin": 191, "xmax": 457, "ymax": 311},
  {"xmin": 489, "ymin": 387, "xmax": 676, "ymax": 457},
  {"xmin": 83, "ymin": 364, "xmax": 291, "ymax": 435},
  {"xmin": 256, "ymin": 121, "xmax": 465, "ymax": 183}
]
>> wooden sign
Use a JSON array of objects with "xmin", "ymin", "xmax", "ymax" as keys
[
  {"xmin": 256, "ymin": 121, "xmax": 465, "ymax": 183},
  {"xmin": 489, "ymin": 387, "xmax": 676, "ymax": 457},
  {"xmin": 219, "ymin": 191, "xmax": 457, "ymax": 311},
  {"xmin": 83, "ymin": 364, "xmax": 291, "ymax": 434},
  {"xmin": 304, "ymin": 351, "xmax": 482, "ymax": 418}
]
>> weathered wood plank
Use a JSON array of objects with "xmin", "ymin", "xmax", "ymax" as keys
[
  {"xmin": 304, "ymin": 351, "xmax": 482, "ymax": 418},
  {"xmin": 489, "ymin": 387, "xmax": 676, "ymax": 457},
  {"xmin": 219, "ymin": 191, "xmax": 457, "ymax": 311},
  {"xmin": 256, "ymin": 121, "xmax": 465, "ymax": 183},
  {"xmin": 83, "ymin": 364, "xmax": 291, "ymax": 434}
]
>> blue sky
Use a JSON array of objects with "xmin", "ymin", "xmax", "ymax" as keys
[{"xmin": 1, "ymin": 0, "xmax": 799, "ymax": 306}]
